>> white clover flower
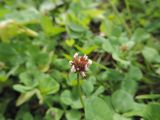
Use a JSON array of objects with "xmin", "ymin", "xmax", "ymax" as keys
[
  {"xmin": 71, "ymin": 65, "xmax": 76, "ymax": 72},
  {"xmin": 83, "ymin": 55, "xmax": 88, "ymax": 60},
  {"xmin": 74, "ymin": 52, "xmax": 78, "ymax": 58},
  {"xmin": 88, "ymin": 59, "xmax": 92, "ymax": 65},
  {"xmin": 69, "ymin": 53, "xmax": 92, "ymax": 77},
  {"xmin": 80, "ymin": 72, "xmax": 86, "ymax": 77}
]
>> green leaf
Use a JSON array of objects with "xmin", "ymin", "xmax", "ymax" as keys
[
  {"xmin": 65, "ymin": 39, "xmax": 75, "ymax": 47},
  {"xmin": 111, "ymin": 89, "xmax": 135, "ymax": 113},
  {"xmin": 60, "ymin": 88, "xmax": 83, "ymax": 109},
  {"xmin": 84, "ymin": 9, "xmax": 104, "ymax": 19},
  {"xmin": 68, "ymin": 22, "xmax": 86, "ymax": 32},
  {"xmin": 123, "ymin": 103, "xmax": 146, "ymax": 118},
  {"xmin": 13, "ymin": 84, "xmax": 33, "ymax": 93},
  {"xmin": 71, "ymin": 98, "xmax": 83, "ymax": 109},
  {"xmin": 100, "ymin": 19, "xmax": 113, "ymax": 36},
  {"xmin": 0, "ymin": 43, "xmax": 18, "ymax": 64},
  {"xmin": 45, "ymin": 107, "xmax": 63, "ymax": 120},
  {"xmin": 22, "ymin": 112, "xmax": 34, "ymax": 120},
  {"xmin": 16, "ymin": 89, "xmax": 39, "ymax": 106},
  {"xmin": 66, "ymin": 110, "xmax": 81, "ymax": 120},
  {"xmin": 85, "ymin": 96, "xmax": 113, "ymax": 120},
  {"xmin": 5, "ymin": 8, "xmax": 40, "ymax": 24},
  {"xmin": 0, "ymin": 114, "xmax": 5, "ymax": 120},
  {"xmin": 0, "ymin": 8, "xmax": 10, "ymax": 18},
  {"xmin": 131, "ymin": 28, "xmax": 150, "ymax": 42},
  {"xmin": 102, "ymin": 38, "xmax": 131, "ymax": 66},
  {"xmin": 53, "ymin": 58, "xmax": 70, "ymax": 70},
  {"xmin": 67, "ymin": 72, "xmax": 84, "ymax": 86},
  {"xmin": 40, "ymin": 1, "xmax": 56, "ymax": 13},
  {"xmin": 136, "ymin": 94, "xmax": 160, "ymax": 100},
  {"xmin": 0, "ymin": 19, "xmax": 38, "ymax": 42},
  {"xmin": 143, "ymin": 103, "xmax": 160, "ymax": 120},
  {"xmin": 0, "ymin": 20, "xmax": 20, "ymax": 42},
  {"xmin": 126, "ymin": 66, "xmax": 143, "ymax": 81},
  {"xmin": 75, "ymin": 45, "xmax": 98, "ymax": 55},
  {"xmin": 112, "ymin": 53, "xmax": 130, "ymax": 66},
  {"xmin": 93, "ymin": 86, "xmax": 105, "ymax": 96},
  {"xmin": 82, "ymin": 80, "xmax": 94, "ymax": 95},
  {"xmin": 60, "ymin": 90, "xmax": 73, "ymax": 105},
  {"xmin": 82, "ymin": 77, "xmax": 95, "ymax": 95},
  {"xmin": 142, "ymin": 47, "xmax": 160, "ymax": 63},
  {"xmin": 40, "ymin": 16, "xmax": 65, "ymax": 36},
  {"xmin": 113, "ymin": 113, "xmax": 131, "ymax": 120},
  {"xmin": 105, "ymin": 69, "xmax": 124, "ymax": 81},
  {"xmin": 19, "ymin": 71, "xmax": 39, "ymax": 87},
  {"xmin": 16, "ymin": 89, "xmax": 43, "ymax": 106},
  {"xmin": 121, "ymin": 79, "xmax": 138, "ymax": 95},
  {"xmin": 97, "ymin": 71, "xmax": 109, "ymax": 81},
  {"xmin": 0, "ymin": 71, "xmax": 7, "ymax": 82},
  {"xmin": 102, "ymin": 39, "xmax": 114, "ymax": 53},
  {"xmin": 38, "ymin": 75, "xmax": 60, "ymax": 95}
]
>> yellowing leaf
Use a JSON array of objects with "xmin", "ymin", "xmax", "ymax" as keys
[{"xmin": 0, "ymin": 19, "xmax": 38, "ymax": 42}]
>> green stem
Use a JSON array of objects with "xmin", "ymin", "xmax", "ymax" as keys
[{"xmin": 77, "ymin": 73, "xmax": 85, "ymax": 109}]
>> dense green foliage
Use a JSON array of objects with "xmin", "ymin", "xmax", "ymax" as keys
[{"xmin": 0, "ymin": 0, "xmax": 160, "ymax": 120}]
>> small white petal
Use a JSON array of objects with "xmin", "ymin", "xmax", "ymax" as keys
[
  {"xmin": 71, "ymin": 65, "xmax": 76, "ymax": 72},
  {"xmin": 74, "ymin": 53, "xmax": 78, "ymax": 58},
  {"xmin": 88, "ymin": 59, "xmax": 92, "ymax": 65},
  {"xmin": 84, "ymin": 55, "xmax": 88, "ymax": 60},
  {"xmin": 81, "ymin": 72, "xmax": 86, "ymax": 77},
  {"xmin": 69, "ymin": 61, "xmax": 73, "ymax": 65},
  {"xmin": 85, "ymin": 64, "xmax": 89, "ymax": 71}
]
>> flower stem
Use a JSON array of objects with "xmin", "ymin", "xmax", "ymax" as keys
[{"xmin": 77, "ymin": 73, "xmax": 85, "ymax": 109}]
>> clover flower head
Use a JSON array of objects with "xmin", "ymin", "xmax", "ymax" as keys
[{"xmin": 69, "ymin": 53, "xmax": 92, "ymax": 77}]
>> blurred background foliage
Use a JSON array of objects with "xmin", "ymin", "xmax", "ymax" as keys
[{"xmin": 0, "ymin": 0, "xmax": 160, "ymax": 120}]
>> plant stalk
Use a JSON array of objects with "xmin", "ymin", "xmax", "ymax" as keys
[{"xmin": 77, "ymin": 73, "xmax": 85, "ymax": 109}]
